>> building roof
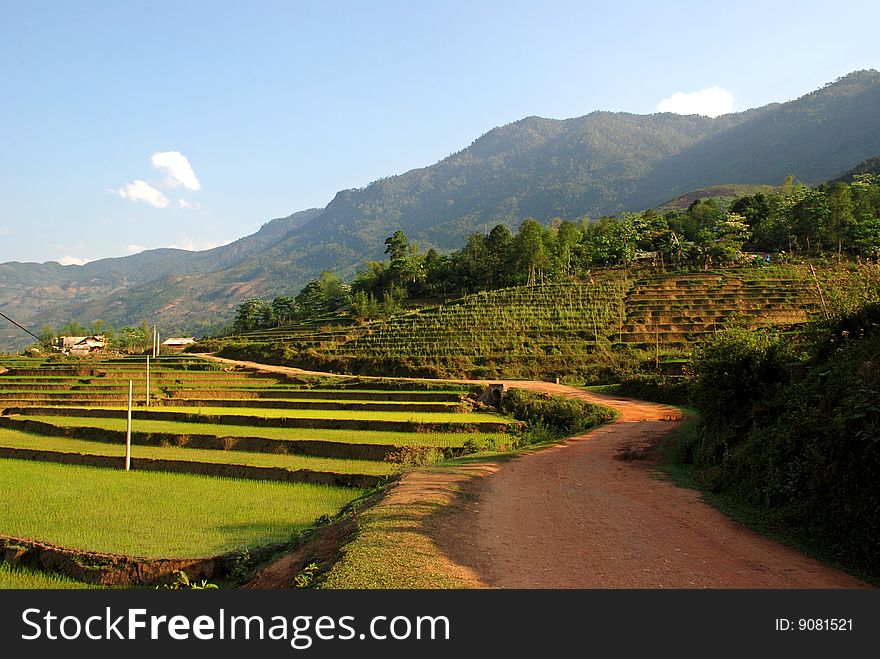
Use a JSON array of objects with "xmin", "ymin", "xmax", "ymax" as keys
[{"xmin": 161, "ymin": 337, "xmax": 196, "ymax": 346}]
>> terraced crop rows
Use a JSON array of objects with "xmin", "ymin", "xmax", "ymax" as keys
[
  {"xmin": 617, "ymin": 267, "xmax": 821, "ymax": 347},
  {"xmin": 216, "ymin": 268, "xmax": 824, "ymax": 374},
  {"xmin": 0, "ymin": 355, "xmax": 515, "ymax": 576}
]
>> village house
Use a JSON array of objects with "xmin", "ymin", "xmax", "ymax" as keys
[
  {"xmin": 161, "ymin": 337, "xmax": 197, "ymax": 352},
  {"xmin": 55, "ymin": 335, "xmax": 106, "ymax": 354}
]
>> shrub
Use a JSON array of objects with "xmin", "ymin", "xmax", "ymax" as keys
[
  {"xmin": 501, "ymin": 388, "xmax": 615, "ymax": 444},
  {"xmin": 683, "ymin": 303, "xmax": 880, "ymax": 580}
]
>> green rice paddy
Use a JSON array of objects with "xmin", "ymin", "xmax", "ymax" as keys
[
  {"xmin": 0, "ymin": 428, "xmax": 395, "ymax": 475},
  {"xmin": 0, "ymin": 563, "xmax": 93, "ymax": 589},
  {"xmin": 19, "ymin": 414, "xmax": 509, "ymax": 447},
  {"xmin": 0, "ymin": 458, "xmax": 363, "ymax": 557}
]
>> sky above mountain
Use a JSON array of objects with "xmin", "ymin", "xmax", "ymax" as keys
[{"xmin": 2, "ymin": 0, "xmax": 878, "ymax": 265}]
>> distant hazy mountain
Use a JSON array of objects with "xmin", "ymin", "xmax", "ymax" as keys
[
  {"xmin": 0, "ymin": 208, "xmax": 320, "ymax": 348},
  {"xmin": 2, "ymin": 70, "xmax": 879, "ymax": 349}
]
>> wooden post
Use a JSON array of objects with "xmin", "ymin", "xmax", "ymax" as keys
[
  {"xmin": 145, "ymin": 356, "xmax": 150, "ymax": 407},
  {"xmin": 156, "ymin": 330, "xmax": 160, "ymax": 357},
  {"xmin": 655, "ymin": 327, "xmax": 660, "ymax": 371},
  {"xmin": 125, "ymin": 380, "xmax": 132, "ymax": 471},
  {"xmin": 809, "ymin": 264, "xmax": 830, "ymax": 319}
]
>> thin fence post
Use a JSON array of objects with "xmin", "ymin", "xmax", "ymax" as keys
[
  {"xmin": 125, "ymin": 380, "xmax": 132, "ymax": 472},
  {"xmin": 146, "ymin": 355, "xmax": 150, "ymax": 407}
]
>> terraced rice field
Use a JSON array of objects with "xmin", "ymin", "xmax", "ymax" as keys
[
  {"xmin": 0, "ymin": 355, "xmax": 516, "ymax": 581},
  {"xmin": 5, "ymin": 416, "xmax": 509, "ymax": 448},
  {"xmin": 218, "ymin": 267, "xmax": 824, "ymax": 375},
  {"xmin": 228, "ymin": 277, "xmax": 631, "ymax": 359},
  {"xmin": 0, "ymin": 458, "xmax": 361, "ymax": 557},
  {"xmin": 617, "ymin": 266, "xmax": 821, "ymax": 348}
]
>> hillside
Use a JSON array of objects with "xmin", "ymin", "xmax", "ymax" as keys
[
  {"xmin": 2, "ymin": 70, "xmax": 880, "ymax": 349},
  {"xmin": 209, "ymin": 265, "xmax": 829, "ymax": 379}
]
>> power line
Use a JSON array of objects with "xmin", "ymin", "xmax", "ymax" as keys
[{"xmin": 0, "ymin": 309, "xmax": 43, "ymax": 342}]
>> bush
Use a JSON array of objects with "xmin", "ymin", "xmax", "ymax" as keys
[
  {"xmin": 501, "ymin": 388, "xmax": 615, "ymax": 445},
  {"xmin": 683, "ymin": 305, "xmax": 880, "ymax": 580},
  {"xmin": 690, "ymin": 328, "xmax": 790, "ymax": 431},
  {"xmin": 617, "ymin": 374, "xmax": 691, "ymax": 405}
]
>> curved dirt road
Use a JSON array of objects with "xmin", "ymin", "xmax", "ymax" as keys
[
  {"xmin": 435, "ymin": 382, "xmax": 865, "ymax": 588},
  {"xmin": 198, "ymin": 355, "xmax": 865, "ymax": 588}
]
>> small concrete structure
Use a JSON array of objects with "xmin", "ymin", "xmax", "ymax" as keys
[{"xmin": 478, "ymin": 383, "xmax": 506, "ymax": 408}]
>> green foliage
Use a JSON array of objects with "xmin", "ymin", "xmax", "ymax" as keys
[
  {"xmin": 294, "ymin": 562, "xmax": 320, "ymax": 588},
  {"xmin": 159, "ymin": 570, "xmax": 219, "ymax": 590},
  {"xmin": 501, "ymin": 388, "xmax": 615, "ymax": 444},
  {"xmin": 384, "ymin": 446, "xmax": 445, "ymax": 469},
  {"xmin": 690, "ymin": 328, "xmax": 791, "ymax": 432},
  {"xmin": 617, "ymin": 374, "xmax": 691, "ymax": 405},
  {"xmin": 682, "ymin": 304, "xmax": 880, "ymax": 580}
]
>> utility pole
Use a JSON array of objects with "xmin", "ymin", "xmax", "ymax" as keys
[{"xmin": 125, "ymin": 380, "xmax": 132, "ymax": 471}]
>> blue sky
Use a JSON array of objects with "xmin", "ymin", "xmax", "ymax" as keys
[{"xmin": 1, "ymin": 0, "xmax": 878, "ymax": 265}]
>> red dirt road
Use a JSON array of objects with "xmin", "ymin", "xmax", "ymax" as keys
[
  {"xmin": 437, "ymin": 383, "xmax": 866, "ymax": 588},
  {"xmin": 197, "ymin": 356, "xmax": 865, "ymax": 588}
]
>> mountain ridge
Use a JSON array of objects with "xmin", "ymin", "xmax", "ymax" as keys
[{"xmin": 2, "ymin": 70, "xmax": 879, "ymax": 349}]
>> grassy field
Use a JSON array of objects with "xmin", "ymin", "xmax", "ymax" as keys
[
  {"xmin": 0, "ymin": 563, "xmax": 93, "ymax": 589},
  {"xmin": 0, "ymin": 458, "xmax": 364, "ymax": 557},
  {"xmin": 0, "ymin": 428, "xmax": 395, "ymax": 475},
  {"xmin": 19, "ymin": 415, "xmax": 511, "ymax": 447}
]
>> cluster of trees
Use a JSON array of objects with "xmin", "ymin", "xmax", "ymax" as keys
[
  {"xmin": 232, "ymin": 175, "xmax": 880, "ymax": 331},
  {"xmin": 232, "ymin": 271, "xmax": 352, "ymax": 332}
]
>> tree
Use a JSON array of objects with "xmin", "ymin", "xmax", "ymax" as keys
[
  {"xmin": 233, "ymin": 298, "xmax": 272, "ymax": 333},
  {"xmin": 60, "ymin": 320, "xmax": 86, "ymax": 336},
  {"xmin": 295, "ymin": 271, "xmax": 351, "ymax": 319},
  {"xmin": 709, "ymin": 213, "xmax": 751, "ymax": 264},
  {"xmin": 551, "ymin": 220, "xmax": 583, "ymax": 277},
  {"xmin": 271, "ymin": 296, "xmax": 298, "ymax": 325},
  {"xmin": 454, "ymin": 232, "xmax": 491, "ymax": 293},
  {"xmin": 826, "ymin": 183, "xmax": 855, "ymax": 257},
  {"xmin": 38, "ymin": 324, "xmax": 55, "ymax": 347},
  {"xmin": 384, "ymin": 230, "xmax": 410, "ymax": 261},
  {"xmin": 485, "ymin": 224, "xmax": 514, "ymax": 287},
  {"xmin": 113, "ymin": 326, "xmax": 149, "ymax": 353},
  {"xmin": 512, "ymin": 219, "xmax": 549, "ymax": 285},
  {"xmin": 585, "ymin": 217, "xmax": 636, "ymax": 266}
]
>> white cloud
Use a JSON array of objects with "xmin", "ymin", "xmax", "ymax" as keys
[
  {"xmin": 0, "ymin": 226, "xmax": 10, "ymax": 236},
  {"xmin": 656, "ymin": 86, "xmax": 734, "ymax": 118},
  {"xmin": 126, "ymin": 244, "xmax": 146, "ymax": 254},
  {"xmin": 118, "ymin": 180, "xmax": 169, "ymax": 208},
  {"xmin": 58, "ymin": 255, "xmax": 90, "ymax": 266},
  {"xmin": 177, "ymin": 198, "xmax": 204, "ymax": 210},
  {"xmin": 152, "ymin": 151, "xmax": 201, "ymax": 191}
]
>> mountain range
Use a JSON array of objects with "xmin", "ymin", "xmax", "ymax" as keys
[{"xmin": 2, "ymin": 69, "xmax": 880, "ymax": 350}]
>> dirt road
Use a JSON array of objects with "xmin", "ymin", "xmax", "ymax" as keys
[
  {"xmin": 199, "ymin": 355, "xmax": 865, "ymax": 588},
  {"xmin": 434, "ymin": 382, "xmax": 865, "ymax": 588}
]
